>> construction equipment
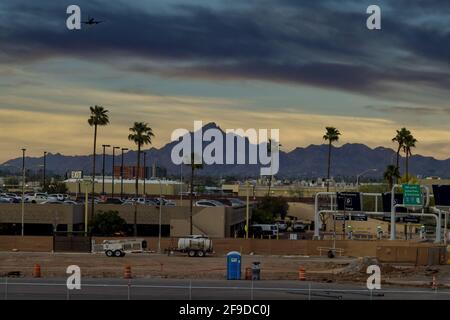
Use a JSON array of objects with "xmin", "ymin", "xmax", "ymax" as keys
[
  {"xmin": 168, "ymin": 235, "xmax": 213, "ymax": 257},
  {"xmin": 93, "ymin": 239, "xmax": 147, "ymax": 257}
]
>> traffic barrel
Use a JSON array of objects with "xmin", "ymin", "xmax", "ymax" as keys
[
  {"xmin": 124, "ymin": 265, "xmax": 132, "ymax": 279},
  {"xmin": 298, "ymin": 267, "xmax": 306, "ymax": 281},
  {"xmin": 432, "ymin": 276, "xmax": 437, "ymax": 290},
  {"xmin": 245, "ymin": 267, "xmax": 252, "ymax": 280},
  {"xmin": 33, "ymin": 264, "xmax": 41, "ymax": 278}
]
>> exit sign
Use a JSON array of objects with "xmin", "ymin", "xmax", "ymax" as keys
[{"xmin": 402, "ymin": 184, "xmax": 422, "ymax": 206}]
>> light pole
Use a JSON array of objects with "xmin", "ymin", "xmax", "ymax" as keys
[
  {"xmin": 120, "ymin": 148, "xmax": 128, "ymax": 199},
  {"xmin": 245, "ymin": 181, "xmax": 250, "ymax": 239},
  {"xmin": 43, "ymin": 151, "xmax": 47, "ymax": 192},
  {"xmin": 143, "ymin": 152, "xmax": 146, "ymax": 197},
  {"xmin": 111, "ymin": 146, "xmax": 120, "ymax": 198},
  {"xmin": 158, "ymin": 179, "xmax": 163, "ymax": 253},
  {"xmin": 21, "ymin": 148, "xmax": 26, "ymax": 237},
  {"xmin": 101, "ymin": 144, "xmax": 111, "ymax": 195},
  {"xmin": 356, "ymin": 168, "xmax": 377, "ymax": 191}
]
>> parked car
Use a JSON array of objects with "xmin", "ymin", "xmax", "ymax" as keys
[
  {"xmin": 250, "ymin": 224, "xmax": 278, "ymax": 238},
  {"xmin": 0, "ymin": 193, "xmax": 20, "ymax": 203},
  {"xmin": 24, "ymin": 193, "xmax": 48, "ymax": 204},
  {"xmin": 293, "ymin": 222, "xmax": 307, "ymax": 232},
  {"xmin": 102, "ymin": 198, "xmax": 124, "ymax": 205},
  {"xmin": 275, "ymin": 221, "xmax": 288, "ymax": 232},
  {"xmin": 194, "ymin": 199, "xmax": 225, "ymax": 207},
  {"xmin": 63, "ymin": 200, "xmax": 78, "ymax": 205},
  {"xmin": 47, "ymin": 194, "xmax": 66, "ymax": 201}
]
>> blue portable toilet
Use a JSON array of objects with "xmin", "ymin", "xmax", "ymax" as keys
[{"xmin": 226, "ymin": 251, "xmax": 241, "ymax": 280}]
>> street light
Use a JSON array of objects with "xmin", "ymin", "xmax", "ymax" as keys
[
  {"xmin": 111, "ymin": 146, "xmax": 120, "ymax": 198},
  {"xmin": 356, "ymin": 168, "xmax": 377, "ymax": 191},
  {"xmin": 143, "ymin": 152, "xmax": 147, "ymax": 197},
  {"xmin": 21, "ymin": 148, "xmax": 26, "ymax": 237},
  {"xmin": 158, "ymin": 178, "xmax": 163, "ymax": 253},
  {"xmin": 120, "ymin": 148, "xmax": 128, "ymax": 200},
  {"xmin": 43, "ymin": 151, "xmax": 47, "ymax": 191},
  {"xmin": 101, "ymin": 144, "xmax": 111, "ymax": 195}
]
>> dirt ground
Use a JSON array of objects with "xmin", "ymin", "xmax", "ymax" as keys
[{"xmin": 0, "ymin": 252, "xmax": 449, "ymax": 286}]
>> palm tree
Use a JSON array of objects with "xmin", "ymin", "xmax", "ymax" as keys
[
  {"xmin": 188, "ymin": 153, "xmax": 203, "ymax": 235},
  {"xmin": 323, "ymin": 127, "xmax": 341, "ymax": 192},
  {"xmin": 402, "ymin": 134, "xmax": 417, "ymax": 182},
  {"xmin": 383, "ymin": 165, "xmax": 400, "ymax": 191},
  {"xmin": 128, "ymin": 122, "xmax": 154, "ymax": 237},
  {"xmin": 391, "ymin": 128, "xmax": 410, "ymax": 180},
  {"xmin": 87, "ymin": 105, "xmax": 109, "ymax": 221}
]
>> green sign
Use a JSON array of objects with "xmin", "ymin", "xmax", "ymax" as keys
[{"xmin": 402, "ymin": 184, "xmax": 422, "ymax": 206}]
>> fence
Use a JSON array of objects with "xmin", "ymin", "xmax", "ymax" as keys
[{"xmin": 1, "ymin": 278, "xmax": 450, "ymax": 300}]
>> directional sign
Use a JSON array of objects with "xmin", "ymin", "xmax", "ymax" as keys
[
  {"xmin": 351, "ymin": 214, "xmax": 368, "ymax": 221},
  {"xmin": 382, "ymin": 193, "xmax": 407, "ymax": 213},
  {"xmin": 337, "ymin": 192, "xmax": 362, "ymax": 211},
  {"xmin": 432, "ymin": 185, "xmax": 450, "ymax": 206},
  {"xmin": 334, "ymin": 214, "xmax": 349, "ymax": 221},
  {"xmin": 71, "ymin": 170, "xmax": 83, "ymax": 179},
  {"xmin": 403, "ymin": 216, "xmax": 420, "ymax": 223},
  {"xmin": 402, "ymin": 184, "xmax": 423, "ymax": 206}
]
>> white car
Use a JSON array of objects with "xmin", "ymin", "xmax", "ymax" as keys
[
  {"xmin": 24, "ymin": 193, "xmax": 48, "ymax": 204},
  {"xmin": 195, "ymin": 199, "xmax": 225, "ymax": 207},
  {"xmin": 48, "ymin": 194, "xmax": 65, "ymax": 201}
]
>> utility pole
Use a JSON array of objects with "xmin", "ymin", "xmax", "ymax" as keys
[
  {"xmin": 143, "ymin": 152, "xmax": 146, "ymax": 197},
  {"xmin": 120, "ymin": 148, "xmax": 128, "ymax": 199},
  {"xmin": 21, "ymin": 148, "xmax": 26, "ymax": 237},
  {"xmin": 101, "ymin": 144, "xmax": 110, "ymax": 195},
  {"xmin": 43, "ymin": 151, "xmax": 47, "ymax": 192},
  {"xmin": 111, "ymin": 146, "xmax": 120, "ymax": 198}
]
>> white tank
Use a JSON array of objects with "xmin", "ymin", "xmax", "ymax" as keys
[{"xmin": 177, "ymin": 235, "xmax": 213, "ymax": 252}]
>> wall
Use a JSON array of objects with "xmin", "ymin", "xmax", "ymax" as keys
[
  {"xmin": 0, "ymin": 204, "xmax": 84, "ymax": 225},
  {"xmin": 0, "ymin": 236, "xmax": 53, "ymax": 252}
]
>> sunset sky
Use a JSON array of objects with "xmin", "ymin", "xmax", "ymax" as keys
[{"xmin": 0, "ymin": 0, "xmax": 449, "ymax": 162}]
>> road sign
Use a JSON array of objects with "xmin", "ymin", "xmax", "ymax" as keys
[
  {"xmin": 403, "ymin": 216, "xmax": 420, "ymax": 223},
  {"xmin": 337, "ymin": 192, "xmax": 362, "ymax": 211},
  {"xmin": 71, "ymin": 170, "xmax": 83, "ymax": 179},
  {"xmin": 382, "ymin": 193, "xmax": 407, "ymax": 213},
  {"xmin": 402, "ymin": 184, "xmax": 423, "ymax": 206},
  {"xmin": 432, "ymin": 185, "xmax": 450, "ymax": 206},
  {"xmin": 351, "ymin": 214, "xmax": 368, "ymax": 221}
]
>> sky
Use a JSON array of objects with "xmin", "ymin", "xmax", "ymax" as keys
[{"xmin": 0, "ymin": 0, "xmax": 449, "ymax": 163}]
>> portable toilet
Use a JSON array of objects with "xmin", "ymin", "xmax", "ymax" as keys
[{"xmin": 226, "ymin": 251, "xmax": 241, "ymax": 280}]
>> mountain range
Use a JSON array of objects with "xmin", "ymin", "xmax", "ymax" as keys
[{"xmin": 1, "ymin": 123, "xmax": 449, "ymax": 179}]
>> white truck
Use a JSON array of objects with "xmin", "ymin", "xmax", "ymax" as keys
[
  {"xmin": 93, "ymin": 239, "xmax": 147, "ymax": 257},
  {"xmin": 176, "ymin": 235, "xmax": 213, "ymax": 257}
]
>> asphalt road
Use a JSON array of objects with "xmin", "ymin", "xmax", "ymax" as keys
[{"xmin": 0, "ymin": 278, "xmax": 449, "ymax": 300}]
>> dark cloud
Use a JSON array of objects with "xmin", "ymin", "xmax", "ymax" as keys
[
  {"xmin": 365, "ymin": 105, "xmax": 450, "ymax": 116},
  {"xmin": 0, "ymin": 0, "xmax": 449, "ymax": 100}
]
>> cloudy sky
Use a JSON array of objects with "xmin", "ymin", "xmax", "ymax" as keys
[{"xmin": 0, "ymin": 0, "xmax": 449, "ymax": 162}]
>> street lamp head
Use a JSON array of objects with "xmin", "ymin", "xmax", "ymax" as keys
[
  {"xmin": 122, "ymin": 148, "xmax": 128, "ymax": 151},
  {"xmin": 103, "ymin": 144, "xmax": 111, "ymax": 148},
  {"xmin": 113, "ymin": 146, "xmax": 120, "ymax": 150}
]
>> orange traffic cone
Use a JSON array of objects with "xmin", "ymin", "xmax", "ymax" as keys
[
  {"xmin": 33, "ymin": 264, "xmax": 41, "ymax": 278},
  {"xmin": 432, "ymin": 276, "xmax": 437, "ymax": 290},
  {"xmin": 124, "ymin": 265, "xmax": 132, "ymax": 279},
  {"xmin": 298, "ymin": 267, "xmax": 306, "ymax": 281}
]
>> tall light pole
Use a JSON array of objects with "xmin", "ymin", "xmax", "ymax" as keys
[
  {"xmin": 111, "ymin": 146, "xmax": 120, "ymax": 198},
  {"xmin": 245, "ymin": 181, "xmax": 250, "ymax": 239},
  {"xmin": 143, "ymin": 152, "xmax": 146, "ymax": 197},
  {"xmin": 43, "ymin": 151, "xmax": 47, "ymax": 192},
  {"xmin": 356, "ymin": 168, "xmax": 377, "ymax": 191},
  {"xmin": 158, "ymin": 179, "xmax": 162, "ymax": 253},
  {"xmin": 120, "ymin": 148, "xmax": 128, "ymax": 200},
  {"xmin": 21, "ymin": 148, "xmax": 26, "ymax": 237},
  {"xmin": 101, "ymin": 144, "xmax": 111, "ymax": 195}
]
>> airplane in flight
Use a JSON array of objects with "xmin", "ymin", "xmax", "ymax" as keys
[{"xmin": 82, "ymin": 17, "xmax": 104, "ymax": 25}]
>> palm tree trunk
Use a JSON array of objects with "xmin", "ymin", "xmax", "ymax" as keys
[
  {"xmin": 189, "ymin": 165, "xmax": 194, "ymax": 235},
  {"xmin": 405, "ymin": 152, "xmax": 409, "ymax": 182},
  {"xmin": 90, "ymin": 124, "xmax": 97, "ymax": 222},
  {"xmin": 396, "ymin": 147, "xmax": 401, "ymax": 183},
  {"xmin": 134, "ymin": 144, "xmax": 141, "ymax": 237},
  {"xmin": 326, "ymin": 141, "xmax": 331, "ymax": 192}
]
